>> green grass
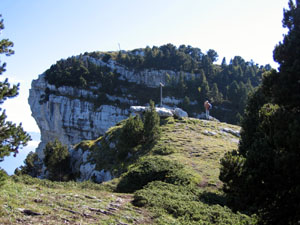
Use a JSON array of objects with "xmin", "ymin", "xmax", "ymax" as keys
[
  {"xmin": 78, "ymin": 117, "xmax": 254, "ymax": 224},
  {"xmin": 0, "ymin": 175, "xmax": 153, "ymax": 225},
  {"xmin": 1, "ymin": 117, "xmax": 255, "ymax": 224},
  {"xmin": 133, "ymin": 181, "xmax": 256, "ymax": 225}
]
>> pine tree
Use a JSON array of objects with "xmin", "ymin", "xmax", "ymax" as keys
[
  {"xmin": 43, "ymin": 139, "xmax": 72, "ymax": 181},
  {"xmin": 0, "ymin": 15, "xmax": 31, "ymax": 169},
  {"xmin": 143, "ymin": 100, "xmax": 161, "ymax": 143},
  {"xmin": 220, "ymin": 1, "xmax": 300, "ymax": 224},
  {"xmin": 16, "ymin": 151, "xmax": 41, "ymax": 177}
]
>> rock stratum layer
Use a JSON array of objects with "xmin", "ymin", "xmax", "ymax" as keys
[{"xmin": 28, "ymin": 56, "xmax": 195, "ymax": 160}]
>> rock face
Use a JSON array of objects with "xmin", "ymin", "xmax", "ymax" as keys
[
  {"xmin": 29, "ymin": 73, "xmax": 129, "ymax": 159},
  {"xmin": 70, "ymin": 147, "xmax": 113, "ymax": 183},
  {"xmin": 28, "ymin": 56, "xmax": 206, "ymax": 181},
  {"xmin": 29, "ymin": 57, "xmax": 199, "ymax": 159}
]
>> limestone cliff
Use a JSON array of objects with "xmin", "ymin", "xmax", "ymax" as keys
[{"xmin": 29, "ymin": 56, "xmax": 196, "ymax": 161}]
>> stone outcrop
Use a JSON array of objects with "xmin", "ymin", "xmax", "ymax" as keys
[
  {"xmin": 130, "ymin": 106, "xmax": 188, "ymax": 119},
  {"xmin": 28, "ymin": 56, "xmax": 205, "ymax": 181},
  {"xmin": 29, "ymin": 56, "xmax": 201, "ymax": 160},
  {"xmin": 29, "ymin": 73, "xmax": 129, "ymax": 159}
]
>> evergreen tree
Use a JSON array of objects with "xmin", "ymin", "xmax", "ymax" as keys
[
  {"xmin": 0, "ymin": 15, "xmax": 31, "ymax": 169},
  {"xmin": 15, "ymin": 151, "xmax": 42, "ymax": 177},
  {"xmin": 120, "ymin": 115, "xmax": 144, "ymax": 148},
  {"xmin": 143, "ymin": 100, "xmax": 161, "ymax": 143},
  {"xmin": 228, "ymin": 81, "xmax": 239, "ymax": 107},
  {"xmin": 220, "ymin": 1, "xmax": 300, "ymax": 224},
  {"xmin": 207, "ymin": 49, "xmax": 219, "ymax": 63},
  {"xmin": 198, "ymin": 71, "xmax": 210, "ymax": 103},
  {"xmin": 221, "ymin": 57, "xmax": 227, "ymax": 68},
  {"xmin": 210, "ymin": 83, "xmax": 222, "ymax": 103},
  {"xmin": 43, "ymin": 139, "xmax": 72, "ymax": 181}
]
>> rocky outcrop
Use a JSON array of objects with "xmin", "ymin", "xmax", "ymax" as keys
[
  {"xmin": 28, "ymin": 56, "xmax": 204, "ymax": 180},
  {"xmin": 70, "ymin": 147, "xmax": 112, "ymax": 182},
  {"xmin": 130, "ymin": 106, "xmax": 188, "ymax": 119},
  {"xmin": 29, "ymin": 56, "xmax": 201, "ymax": 159},
  {"xmin": 29, "ymin": 73, "xmax": 129, "ymax": 159}
]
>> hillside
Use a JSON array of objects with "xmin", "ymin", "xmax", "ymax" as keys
[
  {"xmin": 2, "ymin": 117, "xmax": 256, "ymax": 224},
  {"xmin": 29, "ymin": 44, "xmax": 270, "ymax": 172}
]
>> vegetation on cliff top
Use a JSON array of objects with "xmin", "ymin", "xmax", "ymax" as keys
[{"xmin": 44, "ymin": 43, "xmax": 271, "ymax": 125}]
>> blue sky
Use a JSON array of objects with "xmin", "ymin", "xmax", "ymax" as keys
[{"xmin": 0, "ymin": 0, "xmax": 289, "ymax": 173}]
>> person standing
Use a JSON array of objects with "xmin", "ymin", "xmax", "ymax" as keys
[{"xmin": 204, "ymin": 100, "xmax": 212, "ymax": 119}]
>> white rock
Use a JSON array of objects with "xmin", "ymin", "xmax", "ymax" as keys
[
  {"xmin": 155, "ymin": 107, "xmax": 173, "ymax": 117},
  {"xmin": 79, "ymin": 163, "xmax": 96, "ymax": 181},
  {"xmin": 221, "ymin": 128, "xmax": 240, "ymax": 137},
  {"xmin": 130, "ymin": 106, "xmax": 174, "ymax": 117},
  {"xmin": 173, "ymin": 108, "xmax": 188, "ymax": 119},
  {"xmin": 203, "ymin": 130, "xmax": 217, "ymax": 136},
  {"xmin": 130, "ymin": 106, "xmax": 146, "ymax": 113},
  {"xmin": 28, "ymin": 73, "xmax": 129, "ymax": 160}
]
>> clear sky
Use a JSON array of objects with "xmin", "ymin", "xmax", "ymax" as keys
[{"xmin": 0, "ymin": 0, "xmax": 289, "ymax": 173}]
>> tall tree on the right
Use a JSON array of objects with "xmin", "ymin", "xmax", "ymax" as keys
[{"xmin": 219, "ymin": 1, "xmax": 300, "ymax": 224}]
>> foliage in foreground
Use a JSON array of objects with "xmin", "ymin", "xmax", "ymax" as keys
[
  {"xmin": 0, "ymin": 175, "xmax": 146, "ymax": 225},
  {"xmin": 220, "ymin": 1, "xmax": 300, "ymax": 224},
  {"xmin": 0, "ymin": 14, "xmax": 31, "ymax": 184},
  {"xmin": 117, "ymin": 157, "xmax": 199, "ymax": 193},
  {"xmin": 133, "ymin": 181, "xmax": 256, "ymax": 224}
]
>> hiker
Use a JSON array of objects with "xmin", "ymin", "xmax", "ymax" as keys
[{"xmin": 204, "ymin": 100, "xmax": 212, "ymax": 119}]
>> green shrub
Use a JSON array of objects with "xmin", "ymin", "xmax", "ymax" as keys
[
  {"xmin": 15, "ymin": 151, "xmax": 42, "ymax": 177},
  {"xmin": 143, "ymin": 100, "xmax": 161, "ymax": 143},
  {"xmin": 153, "ymin": 145, "xmax": 177, "ymax": 155},
  {"xmin": 133, "ymin": 181, "xmax": 255, "ymax": 224},
  {"xmin": 43, "ymin": 139, "xmax": 73, "ymax": 181},
  {"xmin": 119, "ymin": 115, "xmax": 144, "ymax": 148},
  {"xmin": 0, "ymin": 168, "xmax": 8, "ymax": 187},
  {"xmin": 116, "ymin": 157, "xmax": 197, "ymax": 193}
]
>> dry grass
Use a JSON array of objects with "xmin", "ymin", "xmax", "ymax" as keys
[{"xmin": 0, "ymin": 177, "xmax": 153, "ymax": 225}]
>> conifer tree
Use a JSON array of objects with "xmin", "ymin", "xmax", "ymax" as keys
[
  {"xmin": 220, "ymin": 1, "xmax": 300, "ymax": 224},
  {"xmin": 0, "ymin": 15, "xmax": 30, "ymax": 166},
  {"xmin": 143, "ymin": 100, "xmax": 161, "ymax": 143},
  {"xmin": 43, "ymin": 139, "xmax": 72, "ymax": 181}
]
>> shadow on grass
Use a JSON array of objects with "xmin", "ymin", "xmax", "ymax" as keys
[{"xmin": 199, "ymin": 191, "xmax": 227, "ymax": 207}]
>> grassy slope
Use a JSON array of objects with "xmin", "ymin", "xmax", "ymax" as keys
[
  {"xmin": 0, "ymin": 176, "xmax": 152, "ymax": 225},
  {"xmin": 0, "ymin": 118, "xmax": 255, "ymax": 224},
  {"xmin": 153, "ymin": 118, "xmax": 240, "ymax": 188}
]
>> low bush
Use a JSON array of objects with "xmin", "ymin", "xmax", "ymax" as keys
[
  {"xmin": 116, "ymin": 157, "xmax": 198, "ymax": 193},
  {"xmin": 119, "ymin": 115, "xmax": 144, "ymax": 149},
  {"xmin": 133, "ymin": 181, "xmax": 256, "ymax": 224},
  {"xmin": 0, "ymin": 169, "xmax": 7, "ymax": 187},
  {"xmin": 153, "ymin": 145, "xmax": 177, "ymax": 155}
]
